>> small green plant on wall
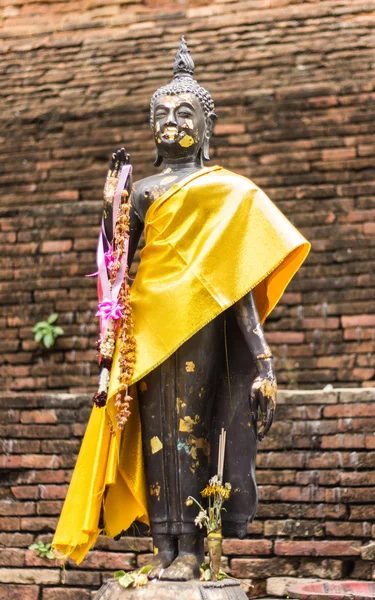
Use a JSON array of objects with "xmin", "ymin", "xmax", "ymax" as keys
[
  {"xmin": 33, "ymin": 313, "xmax": 64, "ymax": 349},
  {"xmin": 28, "ymin": 541, "xmax": 55, "ymax": 560}
]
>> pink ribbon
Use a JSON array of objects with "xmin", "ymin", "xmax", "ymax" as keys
[
  {"xmin": 96, "ymin": 164, "xmax": 132, "ymax": 332},
  {"xmin": 96, "ymin": 298, "xmax": 123, "ymax": 321}
]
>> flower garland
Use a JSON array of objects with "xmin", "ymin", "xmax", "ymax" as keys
[{"xmin": 92, "ymin": 166, "xmax": 136, "ymax": 430}]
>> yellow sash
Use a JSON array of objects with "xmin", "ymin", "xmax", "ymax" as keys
[{"xmin": 52, "ymin": 166, "xmax": 310, "ymax": 563}]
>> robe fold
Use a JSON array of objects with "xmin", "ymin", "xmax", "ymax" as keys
[{"xmin": 52, "ymin": 166, "xmax": 310, "ymax": 563}]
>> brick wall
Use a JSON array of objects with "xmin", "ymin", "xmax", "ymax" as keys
[
  {"xmin": 1, "ymin": 388, "xmax": 375, "ymax": 598},
  {"xmin": 1, "ymin": 0, "xmax": 375, "ymax": 391}
]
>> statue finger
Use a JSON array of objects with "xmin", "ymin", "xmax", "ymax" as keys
[
  {"xmin": 120, "ymin": 147, "xmax": 126, "ymax": 166},
  {"xmin": 110, "ymin": 152, "xmax": 116, "ymax": 173},
  {"xmin": 263, "ymin": 409, "xmax": 274, "ymax": 437},
  {"xmin": 114, "ymin": 149, "xmax": 121, "ymax": 174},
  {"xmin": 249, "ymin": 388, "xmax": 259, "ymax": 427}
]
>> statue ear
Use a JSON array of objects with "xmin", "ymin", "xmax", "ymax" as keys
[
  {"xmin": 202, "ymin": 112, "xmax": 218, "ymax": 162},
  {"xmin": 154, "ymin": 150, "xmax": 163, "ymax": 167}
]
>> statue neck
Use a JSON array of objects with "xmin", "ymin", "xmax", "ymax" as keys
[{"xmin": 162, "ymin": 156, "xmax": 203, "ymax": 174}]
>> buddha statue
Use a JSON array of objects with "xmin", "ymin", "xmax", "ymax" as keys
[{"xmin": 53, "ymin": 37, "xmax": 309, "ymax": 583}]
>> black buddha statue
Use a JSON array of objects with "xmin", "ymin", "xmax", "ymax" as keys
[
  {"xmin": 104, "ymin": 37, "xmax": 276, "ymax": 581},
  {"xmin": 53, "ymin": 37, "xmax": 309, "ymax": 585}
]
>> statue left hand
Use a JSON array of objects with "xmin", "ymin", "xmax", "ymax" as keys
[{"xmin": 250, "ymin": 357, "xmax": 277, "ymax": 441}]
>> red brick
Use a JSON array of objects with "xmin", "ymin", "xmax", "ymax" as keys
[
  {"xmin": 324, "ymin": 404, "xmax": 375, "ymax": 417},
  {"xmin": 320, "ymin": 434, "xmax": 365, "ymax": 449},
  {"xmin": 43, "ymin": 590, "xmax": 91, "ymax": 600},
  {"xmin": 0, "ymin": 548, "xmax": 25, "ymax": 567},
  {"xmin": 299, "ymin": 558, "xmax": 343, "ymax": 579},
  {"xmin": 11, "ymin": 486, "xmax": 39, "ymax": 500},
  {"xmin": 0, "ymin": 532, "xmax": 34, "ymax": 547},
  {"xmin": 222, "ymin": 539, "xmax": 272, "ymax": 555},
  {"xmin": 37, "ymin": 500, "xmax": 63, "ymax": 515},
  {"xmin": 341, "ymin": 472, "xmax": 375, "ymax": 486},
  {"xmin": 80, "ymin": 551, "xmax": 135, "ymax": 570},
  {"xmin": 265, "ymin": 331, "xmax": 305, "ymax": 344},
  {"xmin": 230, "ymin": 557, "xmax": 298, "ymax": 578},
  {"xmin": 0, "ymin": 517, "xmax": 20, "ymax": 531},
  {"xmin": 20, "ymin": 517, "xmax": 58, "ymax": 531},
  {"xmin": 274, "ymin": 540, "xmax": 361, "ymax": 556},
  {"xmin": 0, "ymin": 585, "xmax": 39, "ymax": 600},
  {"xmin": 0, "ymin": 501, "xmax": 35, "ymax": 516},
  {"xmin": 20, "ymin": 410, "xmax": 57, "ymax": 424},
  {"xmin": 325, "ymin": 522, "xmax": 372, "ymax": 537},
  {"xmin": 40, "ymin": 240, "xmax": 72, "ymax": 253},
  {"xmin": 39, "ymin": 485, "xmax": 69, "ymax": 500},
  {"xmin": 214, "ymin": 123, "xmax": 245, "ymax": 135},
  {"xmin": 50, "ymin": 190, "xmax": 79, "ymax": 201},
  {"xmin": 341, "ymin": 314, "xmax": 375, "ymax": 328}
]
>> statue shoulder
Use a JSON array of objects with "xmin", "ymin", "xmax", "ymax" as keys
[{"xmin": 132, "ymin": 176, "xmax": 158, "ymax": 221}]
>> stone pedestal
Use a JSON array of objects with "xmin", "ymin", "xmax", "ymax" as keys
[{"xmin": 94, "ymin": 578, "xmax": 248, "ymax": 600}]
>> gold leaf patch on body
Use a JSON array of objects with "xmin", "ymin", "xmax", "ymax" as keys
[
  {"xmin": 150, "ymin": 436, "xmax": 163, "ymax": 454},
  {"xmin": 185, "ymin": 361, "xmax": 195, "ymax": 372},
  {"xmin": 150, "ymin": 482, "xmax": 161, "ymax": 501},
  {"xmin": 176, "ymin": 397, "xmax": 186, "ymax": 413},
  {"xmin": 179, "ymin": 415, "xmax": 200, "ymax": 432}
]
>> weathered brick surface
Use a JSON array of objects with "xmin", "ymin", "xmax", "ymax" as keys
[
  {"xmin": 0, "ymin": 0, "xmax": 374, "ymax": 392},
  {"xmin": 1, "ymin": 389, "xmax": 375, "ymax": 598}
]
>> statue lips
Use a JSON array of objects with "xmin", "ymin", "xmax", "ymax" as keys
[{"xmin": 161, "ymin": 126, "xmax": 181, "ymax": 142}]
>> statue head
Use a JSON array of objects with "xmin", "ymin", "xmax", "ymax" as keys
[{"xmin": 150, "ymin": 37, "xmax": 217, "ymax": 167}]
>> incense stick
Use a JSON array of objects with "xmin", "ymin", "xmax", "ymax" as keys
[{"xmin": 218, "ymin": 428, "xmax": 227, "ymax": 479}]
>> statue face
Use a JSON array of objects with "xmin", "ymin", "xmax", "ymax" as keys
[{"xmin": 153, "ymin": 93, "xmax": 206, "ymax": 162}]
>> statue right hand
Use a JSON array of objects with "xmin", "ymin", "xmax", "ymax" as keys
[{"xmin": 103, "ymin": 147, "xmax": 131, "ymax": 208}]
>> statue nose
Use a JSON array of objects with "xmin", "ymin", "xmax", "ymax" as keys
[{"xmin": 166, "ymin": 111, "xmax": 177, "ymax": 126}]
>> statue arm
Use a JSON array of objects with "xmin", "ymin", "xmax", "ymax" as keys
[
  {"xmin": 127, "ymin": 202, "xmax": 143, "ymax": 269},
  {"xmin": 101, "ymin": 148, "xmax": 143, "ymax": 268},
  {"xmin": 233, "ymin": 290, "xmax": 277, "ymax": 440}
]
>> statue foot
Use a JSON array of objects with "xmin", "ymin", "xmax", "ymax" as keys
[
  {"xmin": 159, "ymin": 553, "xmax": 201, "ymax": 581},
  {"xmin": 147, "ymin": 551, "xmax": 175, "ymax": 580}
]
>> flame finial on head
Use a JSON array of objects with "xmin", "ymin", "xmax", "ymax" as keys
[
  {"xmin": 173, "ymin": 36, "xmax": 195, "ymax": 78},
  {"xmin": 150, "ymin": 36, "xmax": 216, "ymax": 127}
]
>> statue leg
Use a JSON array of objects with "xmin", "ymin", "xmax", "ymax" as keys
[{"xmin": 137, "ymin": 316, "xmax": 223, "ymax": 580}]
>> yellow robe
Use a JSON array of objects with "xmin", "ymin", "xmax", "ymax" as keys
[{"xmin": 52, "ymin": 166, "xmax": 310, "ymax": 563}]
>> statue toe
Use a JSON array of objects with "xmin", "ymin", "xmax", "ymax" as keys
[
  {"xmin": 147, "ymin": 552, "xmax": 175, "ymax": 580},
  {"xmin": 159, "ymin": 553, "xmax": 201, "ymax": 581}
]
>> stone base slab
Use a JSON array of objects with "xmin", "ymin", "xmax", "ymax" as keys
[{"xmin": 94, "ymin": 578, "xmax": 248, "ymax": 600}]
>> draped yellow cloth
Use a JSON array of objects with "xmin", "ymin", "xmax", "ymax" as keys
[{"xmin": 52, "ymin": 166, "xmax": 310, "ymax": 564}]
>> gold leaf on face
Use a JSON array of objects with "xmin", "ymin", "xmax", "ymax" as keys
[{"xmin": 179, "ymin": 134, "xmax": 195, "ymax": 148}]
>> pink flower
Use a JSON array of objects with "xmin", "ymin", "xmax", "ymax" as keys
[
  {"xmin": 104, "ymin": 248, "xmax": 116, "ymax": 271},
  {"xmin": 96, "ymin": 298, "xmax": 123, "ymax": 321}
]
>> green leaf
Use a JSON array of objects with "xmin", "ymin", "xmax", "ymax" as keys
[
  {"xmin": 217, "ymin": 570, "xmax": 228, "ymax": 580},
  {"xmin": 45, "ymin": 543, "xmax": 51, "ymax": 550},
  {"xmin": 43, "ymin": 332, "xmax": 54, "ymax": 348},
  {"xmin": 52, "ymin": 326, "xmax": 64, "ymax": 337},
  {"xmin": 203, "ymin": 568, "xmax": 212, "ymax": 581},
  {"xmin": 37, "ymin": 541, "xmax": 45, "ymax": 548},
  {"xmin": 48, "ymin": 313, "xmax": 59, "ymax": 324},
  {"xmin": 28, "ymin": 544, "xmax": 39, "ymax": 550},
  {"xmin": 34, "ymin": 330, "xmax": 44, "ymax": 343},
  {"xmin": 114, "ymin": 570, "xmax": 126, "ymax": 580},
  {"xmin": 35, "ymin": 321, "xmax": 49, "ymax": 330},
  {"xmin": 139, "ymin": 565, "xmax": 152, "ymax": 574},
  {"xmin": 201, "ymin": 563, "xmax": 210, "ymax": 571},
  {"xmin": 46, "ymin": 551, "xmax": 55, "ymax": 559},
  {"xmin": 118, "ymin": 573, "xmax": 134, "ymax": 589}
]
